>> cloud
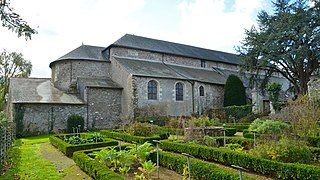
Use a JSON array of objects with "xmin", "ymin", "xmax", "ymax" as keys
[
  {"xmin": 0, "ymin": 0, "xmax": 145, "ymax": 77},
  {"xmin": 0, "ymin": 0, "xmax": 269, "ymax": 77},
  {"xmin": 175, "ymin": 0, "xmax": 266, "ymax": 53}
]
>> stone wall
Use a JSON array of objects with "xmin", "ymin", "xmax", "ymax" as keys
[
  {"xmin": 86, "ymin": 87, "xmax": 122, "ymax": 129},
  {"xmin": 51, "ymin": 60, "xmax": 111, "ymax": 91},
  {"xmin": 193, "ymin": 82, "xmax": 224, "ymax": 114},
  {"xmin": 109, "ymin": 53, "xmax": 134, "ymax": 119},
  {"xmin": 13, "ymin": 103, "xmax": 86, "ymax": 135},
  {"xmin": 110, "ymin": 47, "xmax": 240, "ymax": 71}
]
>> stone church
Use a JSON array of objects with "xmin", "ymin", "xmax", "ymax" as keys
[{"xmin": 8, "ymin": 34, "xmax": 289, "ymax": 134}]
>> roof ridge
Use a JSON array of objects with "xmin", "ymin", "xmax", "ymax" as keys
[{"xmin": 123, "ymin": 34, "xmax": 237, "ymax": 56}]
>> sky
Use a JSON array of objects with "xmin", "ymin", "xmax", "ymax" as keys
[{"xmin": 0, "ymin": 0, "xmax": 272, "ymax": 77}]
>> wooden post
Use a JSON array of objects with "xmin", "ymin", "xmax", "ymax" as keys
[{"xmin": 153, "ymin": 140, "xmax": 161, "ymax": 179}]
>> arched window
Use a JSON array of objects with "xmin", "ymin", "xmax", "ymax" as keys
[
  {"xmin": 148, "ymin": 80, "xmax": 157, "ymax": 100},
  {"xmin": 175, "ymin": 82, "xmax": 184, "ymax": 101},
  {"xmin": 199, "ymin": 86, "xmax": 204, "ymax": 96}
]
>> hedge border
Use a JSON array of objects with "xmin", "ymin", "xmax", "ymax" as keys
[
  {"xmin": 49, "ymin": 134, "xmax": 118, "ymax": 157},
  {"xmin": 160, "ymin": 140, "xmax": 320, "ymax": 180},
  {"xmin": 149, "ymin": 151, "xmax": 254, "ymax": 180},
  {"xmin": 204, "ymin": 136, "xmax": 254, "ymax": 149},
  {"xmin": 100, "ymin": 130, "xmax": 165, "ymax": 144},
  {"xmin": 73, "ymin": 149, "xmax": 124, "ymax": 180},
  {"xmin": 224, "ymin": 124, "xmax": 250, "ymax": 132}
]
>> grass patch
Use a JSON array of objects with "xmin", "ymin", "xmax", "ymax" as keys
[{"xmin": 2, "ymin": 135, "xmax": 64, "ymax": 179}]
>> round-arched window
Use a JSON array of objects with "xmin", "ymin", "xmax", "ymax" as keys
[
  {"xmin": 199, "ymin": 86, "xmax": 204, "ymax": 96},
  {"xmin": 148, "ymin": 80, "xmax": 158, "ymax": 100},
  {"xmin": 176, "ymin": 82, "xmax": 184, "ymax": 101}
]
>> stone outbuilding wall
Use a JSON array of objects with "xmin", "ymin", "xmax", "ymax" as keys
[
  {"xmin": 51, "ymin": 60, "xmax": 111, "ymax": 91},
  {"xmin": 12, "ymin": 103, "xmax": 86, "ymax": 135}
]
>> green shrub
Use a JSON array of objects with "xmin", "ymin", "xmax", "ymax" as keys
[
  {"xmin": 149, "ymin": 151, "xmax": 247, "ymax": 180},
  {"xmin": 248, "ymin": 119, "xmax": 290, "ymax": 139},
  {"xmin": 73, "ymin": 150, "xmax": 123, "ymax": 180},
  {"xmin": 243, "ymin": 129, "xmax": 259, "ymax": 139},
  {"xmin": 49, "ymin": 135, "xmax": 118, "ymax": 157},
  {"xmin": 203, "ymin": 136, "xmax": 253, "ymax": 149},
  {"xmin": 225, "ymin": 128, "xmax": 237, "ymax": 136},
  {"xmin": 224, "ymin": 143, "xmax": 243, "ymax": 151},
  {"xmin": 249, "ymin": 138, "xmax": 312, "ymax": 164},
  {"xmin": 127, "ymin": 122, "xmax": 161, "ymax": 137},
  {"xmin": 67, "ymin": 114, "xmax": 84, "ymax": 133},
  {"xmin": 223, "ymin": 75, "xmax": 246, "ymax": 107},
  {"xmin": 160, "ymin": 140, "xmax": 320, "ymax": 179},
  {"xmin": 224, "ymin": 105, "xmax": 252, "ymax": 120},
  {"xmin": 307, "ymin": 136, "xmax": 320, "ymax": 147}
]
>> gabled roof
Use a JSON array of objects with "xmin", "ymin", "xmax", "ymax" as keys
[
  {"xmin": 114, "ymin": 56, "xmax": 227, "ymax": 85},
  {"xmin": 49, "ymin": 45, "xmax": 106, "ymax": 68},
  {"xmin": 107, "ymin": 34, "xmax": 241, "ymax": 65},
  {"xmin": 10, "ymin": 78, "xmax": 84, "ymax": 104},
  {"xmin": 77, "ymin": 77, "xmax": 122, "ymax": 89}
]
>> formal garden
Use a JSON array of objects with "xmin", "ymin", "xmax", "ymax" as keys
[
  {"xmin": 1, "ymin": 76, "xmax": 320, "ymax": 179},
  {"xmin": 1, "ymin": 92, "xmax": 319, "ymax": 179}
]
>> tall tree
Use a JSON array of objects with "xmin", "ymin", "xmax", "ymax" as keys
[
  {"xmin": 237, "ymin": 0, "xmax": 320, "ymax": 95},
  {"xmin": 0, "ymin": 0, "xmax": 36, "ymax": 39},
  {"xmin": 0, "ymin": 50, "xmax": 32, "ymax": 109},
  {"xmin": 224, "ymin": 74, "xmax": 247, "ymax": 107}
]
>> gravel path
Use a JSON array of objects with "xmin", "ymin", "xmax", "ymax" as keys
[{"xmin": 40, "ymin": 142, "xmax": 92, "ymax": 180}]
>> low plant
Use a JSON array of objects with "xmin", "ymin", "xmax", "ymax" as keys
[
  {"xmin": 127, "ymin": 123, "xmax": 161, "ymax": 137},
  {"xmin": 94, "ymin": 142, "xmax": 155, "ymax": 177},
  {"xmin": 223, "ymin": 143, "xmax": 243, "ymax": 152},
  {"xmin": 249, "ymin": 138, "xmax": 312, "ymax": 163},
  {"xmin": 248, "ymin": 118, "xmax": 290, "ymax": 139},
  {"xmin": 135, "ymin": 160, "xmax": 156, "ymax": 180}
]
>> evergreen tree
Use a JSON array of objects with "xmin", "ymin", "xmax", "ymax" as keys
[
  {"xmin": 224, "ymin": 75, "xmax": 246, "ymax": 107},
  {"xmin": 237, "ymin": 0, "xmax": 320, "ymax": 95}
]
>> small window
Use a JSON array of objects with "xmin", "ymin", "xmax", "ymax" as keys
[
  {"xmin": 201, "ymin": 60, "xmax": 206, "ymax": 68},
  {"xmin": 176, "ymin": 82, "xmax": 184, "ymax": 101},
  {"xmin": 148, "ymin": 80, "xmax": 157, "ymax": 100},
  {"xmin": 199, "ymin": 86, "xmax": 204, "ymax": 96}
]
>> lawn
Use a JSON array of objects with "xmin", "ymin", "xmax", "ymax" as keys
[{"xmin": 2, "ymin": 134, "xmax": 64, "ymax": 180}]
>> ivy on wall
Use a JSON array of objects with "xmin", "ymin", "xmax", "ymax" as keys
[{"xmin": 13, "ymin": 104, "xmax": 25, "ymax": 138}]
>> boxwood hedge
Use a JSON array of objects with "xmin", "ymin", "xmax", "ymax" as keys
[
  {"xmin": 160, "ymin": 140, "xmax": 320, "ymax": 179},
  {"xmin": 73, "ymin": 150, "xmax": 123, "ymax": 180},
  {"xmin": 224, "ymin": 123, "xmax": 250, "ymax": 132},
  {"xmin": 150, "ymin": 151, "xmax": 253, "ymax": 180},
  {"xmin": 100, "ymin": 130, "xmax": 165, "ymax": 144},
  {"xmin": 49, "ymin": 135, "xmax": 118, "ymax": 157}
]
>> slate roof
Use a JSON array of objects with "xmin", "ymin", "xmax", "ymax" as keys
[
  {"xmin": 10, "ymin": 78, "xmax": 84, "ymax": 104},
  {"xmin": 77, "ymin": 77, "xmax": 122, "ymax": 89},
  {"xmin": 49, "ymin": 45, "xmax": 106, "ymax": 67},
  {"xmin": 107, "ymin": 34, "xmax": 241, "ymax": 65},
  {"xmin": 114, "ymin": 57, "xmax": 227, "ymax": 85}
]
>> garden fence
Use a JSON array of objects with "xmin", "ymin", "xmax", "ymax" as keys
[{"xmin": 0, "ymin": 122, "xmax": 15, "ymax": 173}]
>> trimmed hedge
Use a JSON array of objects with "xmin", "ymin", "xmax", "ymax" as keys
[
  {"xmin": 224, "ymin": 123, "xmax": 250, "ymax": 132},
  {"xmin": 49, "ymin": 135, "xmax": 118, "ymax": 157},
  {"xmin": 223, "ymin": 105, "xmax": 252, "ymax": 120},
  {"xmin": 73, "ymin": 150, "xmax": 123, "ymax": 180},
  {"xmin": 243, "ymin": 130, "xmax": 260, "ymax": 139},
  {"xmin": 225, "ymin": 128, "xmax": 237, "ymax": 136},
  {"xmin": 160, "ymin": 140, "xmax": 320, "ymax": 179},
  {"xmin": 101, "ymin": 130, "xmax": 165, "ymax": 144},
  {"xmin": 149, "ymin": 151, "xmax": 251, "ymax": 180},
  {"xmin": 205, "ymin": 136, "xmax": 254, "ymax": 149}
]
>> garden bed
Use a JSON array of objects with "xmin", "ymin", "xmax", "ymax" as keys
[
  {"xmin": 49, "ymin": 133, "xmax": 118, "ymax": 157},
  {"xmin": 73, "ymin": 144, "xmax": 183, "ymax": 180},
  {"xmin": 160, "ymin": 140, "xmax": 320, "ymax": 179}
]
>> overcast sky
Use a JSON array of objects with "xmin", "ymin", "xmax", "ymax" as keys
[{"xmin": 0, "ymin": 0, "xmax": 272, "ymax": 77}]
